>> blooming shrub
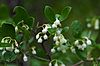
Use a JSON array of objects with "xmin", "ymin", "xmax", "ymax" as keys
[{"xmin": 0, "ymin": 4, "xmax": 100, "ymax": 66}]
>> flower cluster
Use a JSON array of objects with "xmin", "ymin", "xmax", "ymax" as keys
[
  {"xmin": 49, "ymin": 59, "xmax": 65, "ymax": 66},
  {"xmin": 0, "ymin": 37, "xmax": 20, "ymax": 55},
  {"xmin": 36, "ymin": 24, "xmax": 51, "ymax": 43},
  {"xmin": 70, "ymin": 37, "xmax": 92, "ymax": 53},
  {"xmin": 51, "ymin": 18, "xmax": 68, "ymax": 53}
]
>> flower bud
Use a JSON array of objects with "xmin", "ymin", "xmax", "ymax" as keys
[
  {"xmin": 53, "ymin": 36, "xmax": 58, "ymax": 41},
  {"xmin": 74, "ymin": 40, "xmax": 79, "ymax": 45},
  {"xmin": 38, "ymin": 37, "xmax": 43, "ymax": 43},
  {"xmin": 52, "ymin": 24, "xmax": 57, "ymax": 28},
  {"xmin": 36, "ymin": 33, "xmax": 40, "ymax": 39},
  {"xmin": 14, "ymin": 48, "xmax": 20, "ymax": 53},
  {"xmin": 54, "ymin": 18, "xmax": 61, "ymax": 26},
  {"xmin": 49, "ymin": 62, "xmax": 52, "ymax": 66},
  {"xmin": 82, "ymin": 43, "xmax": 87, "ymax": 48},
  {"xmin": 86, "ymin": 39, "xmax": 92, "ymax": 45},
  {"xmin": 51, "ymin": 48, "xmax": 56, "ymax": 53},
  {"xmin": 42, "ymin": 28, "xmax": 48, "ymax": 33},
  {"xmin": 94, "ymin": 19, "xmax": 99, "ymax": 30},
  {"xmin": 23, "ymin": 54, "xmax": 28, "ymax": 62},
  {"xmin": 32, "ymin": 50, "xmax": 36, "ymax": 54},
  {"xmin": 54, "ymin": 62, "xmax": 58, "ymax": 66},
  {"xmin": 0, "ymin": 47, "xmax": 3, "ymax": 50},
  {"xmin": 61, "ymin": 63, "xmax": 65, "ymax": 66},
  {"xmin": 43, "ymin": 34, "xmax": 48, "ymax": 40}
]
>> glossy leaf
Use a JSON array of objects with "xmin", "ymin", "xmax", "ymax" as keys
[
  {"xmin": 59, "ymin": 6, "xmax": 72, "ymax": 21},
  {"xmin": 1, "ymin": 24, "xmax": 15, "ymax": 39},
  {"xmin": 44, "ymin": 6, "xmax": 55, "ymax": 23}
]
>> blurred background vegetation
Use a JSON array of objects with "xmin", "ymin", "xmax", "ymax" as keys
[{"xmin": 0, "ymin": 0, "xmax": 100, "ymax": 23}]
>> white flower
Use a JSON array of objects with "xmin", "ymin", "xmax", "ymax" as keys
[
  {"xmin": 74, "ymin": 40, "xmax": 79, "ymax": 45},
  {"xmin": 36, "ymin": 33, "xmax": 40, "ymax": 39},
  {"xmin": 54, "ymin": 62, "xmax": 58, "ymax": 66},
  {"xmin": 49, "ymin": 62, "xmax": 52, "ymax": 66},
  {"xmin": 55, "ymin": 41, "xmax": 59, "ymax": 45},
  {"xmin": 38, "ymin": 37, "xmax": 43, "ymax": 43},
  {"xmin": 51, "ymin": 48, "xmax": 56, "ymax": 53},
  {"xmin": 57, "ymin": 47, "xmax": 61, "ymax": 51},
  {"xmin": 77, "ymin": 45, "xmax": 82, "ymax": 50},
  {"xmin": 52, "ymin": 24, "xmax": 57, "ymax": 28},
  {"xmin": 32, "ymin": 50, "xmax": 36, "ymax": 54},
  {"xmin": 70, "ymin": 47, "xmax": 76, "ymax": 53},
  {"xmin": 60, "ymin": 38, "xmax": 67, "ymax": 44},
  {"xmin": 61, "ymin": 63, "xmax": 65, "ymax": 66},
  {"xmin": 62, "ymin": 49, "xmax": 66, "ymax": 53},
  {"xmin": 54, "ymin": 18, "xmax": 61, "ymax": 26},
  {"xmin": 82, "ymin": 43, "xmax": 87, "ymax": 48},
  {"xmin": 56, "ymin": 29, "xmax": 62, "ymax": 35},
  {"xmin": 0, "ymin": 47, "xmax": 3, "ymax": 50},
  {"xmin": 14, "ymin": 48, "xmax": 20, "ymax": 53},
  {"xmin": 94, "ymin": 19, "xmax": 99, "ymax": 30},
  {"xmin": 53, "ymin": 35, "xmax": 58, "ymax": 41},
  {"xmin": 86, "ymin": 39, "xmax": 92, "ymax": 45},
  {"xmin": 87, "ymin": 23, "xmax": 92, "ymax": 28},
  {"xmin": 15, "ymin": 26, "xmax": 18, "ymax": 32},
  {"xmin": 42, "ymin": 28, "xmax": 48, "ymax": 33},
  {"xmin": 43, "ymin": 34, "xmax": 48, "ymax": 40},
  {"xmin": 23, "ymin": 54, "xmax": 28, "ymax": 62}
]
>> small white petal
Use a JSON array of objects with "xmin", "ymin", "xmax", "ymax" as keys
[
  {"xmin": 54, "ymin": 62, "xmax": 58, "ymax": 66},
  {"xmin": 32, "ymin": 50, "xmax": 36, "ymax": 54},
  {"xmin": 53, "ymin": 36, "xmax": 58, "ymax": 41},
  {"xmin": 23, "ymin": 54, "xmax": 28, "ymax": 62},
  {"xmin": 62, "ymin": 49, "xmax": 66, "ymax": 53},
  {"xmin": 15, "ymin": 26, "xmax": 18, "ymax": 32},
  {"xmin": 57, "ymin": 47, "xmax": 61, "ymax": 51},
  {"xmin": 77, "ymin": 45, "xmax": 82, "ymax": 50},
  {"xmin": 49, "ymin": 62, "xmax": 52, "ymax": 66},
  {"xmin": 87, "ymin": 23, "xmax": 92, "ymax": 28},
  {"xmin": 55, "ymin": 41, "xmax": 59, "ymax": 45},
  {"xmin": 61, "ymin": 63, "xmax": 65, "ymax": 66},
  {"xmin": 86, "ymin": 39, "xmax": 92, "ymax": 45},
  {"xmin": 82, "ymin": 43, "xmax": 87, "ymax": 48},
  {"xmin": 94, "ymin": 19, "xmax": 99, "ymax": 30},
  {"xmin": 60, "ymin": 38, "xmax": 67, "ymax": 44},
  {"xmin": 51, "ymin": 48, "xmax": 56, "ymax": 53},
  {"xmin": 36, "ymin": 34, "xmax": 40, "ymax": 39},
  {"xmin": 14, "ymin": 48, "xmax": 20, "ymax": 53},
  {"xmin": 43, "ymin": 34, "xmax": 48, "ymax": 40},
  {"xmin": 74, "ymin": 40, "xmax": 79, "ymax": 45},
  {"xmin": 38, "ymin": 37, "xmax": 43, "ymax": 43},
  {"xmin": 54, "ymin": 18, "xmax": 61, "ymax": 26},
  {"xmin": 52, "ymin": 24, "xmax": 57, "ymax": 28},
  {"xmin": 42, "ymin": 28, "xmax": 48, "ymax": 33}
]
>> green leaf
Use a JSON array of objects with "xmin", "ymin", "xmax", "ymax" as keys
[
  {"xmin": 48, "ymin": 28, "xmax": 56, "ymax": 35},
  {"xmin": 0, "ymin": 4, "xmax": 9, "ymax": 19},
  {"xmin": 59, "ymin": 6, "xmax": 72, "ymax": 21},
  {"xmin": 76, "ymin": 48, "xmax": 87, "ymax": 60},
  {"xmin": 44, "ymin": 6, "xmax": 55, "ymax": 23},
  {"xmin": 13, "ymin": 6, "xmax": 35, "ymax": 28},
  {"xmin": 1, "ymin": 24, "xmax": 15, "ymax": 39},
  {"xmin": 13, "ymin": 6, "xmax": 29, "ymax": 25},
  {"xmin": 0, "ymin": 43, "xmax": 12, "ymax": 47},
  {"xmin": 70, "ymin": 20, "xmax": 82, "ymax": 38},
  {"xmin": 3, "ymin": 51, "xmax": 16, "ymax": 62},
  {"xmin": 62, "ymin": 27, "xmax": 69, "ymax": 34}
]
